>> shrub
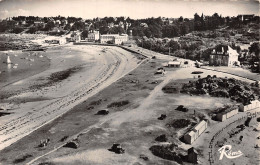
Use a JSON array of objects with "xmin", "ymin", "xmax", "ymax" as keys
[
  {"xmin": 191, "ymin": 71, "xmax": 203, "ymax": 74},
  {"xmin": 162, "ymin": 86, "xmax": 179, "ymax": 93},
  {"xmin": 13, "ymin": 154, "xmax": 33, "ymax": 164},
  {"xmin": 107, "ymin": 100, "xmax": 129, "ymax": 108},
  {"xmin": 210, "ymin": 90, "xmax": 229, "ymax": 97},
  {"xmin": 149, "ymin": 145, "xmax": 183, "ymax": 164},
  {"xmin": 12, "ymin": 27, "xmax": 24, "ymax": 34},
  {"xmin": 175, "ymin": 105, "xmax": 189, "ymax": 112},
  {"xmin": 169, "ymin": 119, "xmax": 191, "ymax": 128},
  {"xmin": 155, "ymin": 134, "xmax": 168, "ymax": 142},
  {"xmin": 89, "ymin": 99, "xmax": 102, "ymax": 106}
]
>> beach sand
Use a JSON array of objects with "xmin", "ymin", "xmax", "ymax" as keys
[{"xmin": 0, "ymin": 44, "xmax": 141, "ymax": 151}]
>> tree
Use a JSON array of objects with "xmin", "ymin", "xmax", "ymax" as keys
[
  {"xmin": 178, "ymin": 16, "xmax": 183, "ymax": 22},
  {"xmin": 249, "ymin": 42, "xmax": 260, "ymax": 56},
  {"xmin": 162, "ymin": 25, "xmax": 180, "ymax": 38},
  {"xmin": 27, "ymin": 27, "xmax": 38, "ymax": 34},
  {"xmin": 12, "ymin": 27, "xmax": 23, "ymax": 34},
  {"xmin": 149, "ymin": 24, "xmax": 162, "ymax": 38},
  {"xmin": 144, "ymin": 28, "xmax": 152, "ymax": 38},
  {"xmin": 168, "ymin": 40, "xmax": 180, "ymax": 51},
  {"xmin": 132, "ymin": 27, "xmax": 144, "ymax": 37},
  {"xmin": 180, "ymin": 23, "xmax": 189, "ymax": 35},
  {"xmin": 71, "ymin": 21, "xmax": 85, "ymax": 31},
  {"xmin": 108, "ymin": 26, "xmax": 125, "ymax": 34},
  {"xmin": 81, "ymin": 30, "xmax": 88, "ymax": 39},
  {"xmin": 99, "ymin": 26, "xmax": 109, "ymax": 34},
  {"xmin": 0, "ymin": 21, "xmax": 8, "ymax": 32},
  {"xmin": 64, "ymin": 24, "xmax": 71, "ymax": 30},
  {"xmin": 44, "ymin": 21, "xmax": 55, "ymax": 31},
  {"xmin": 194, "ymin": 13, "xmax": 201, "ymax": 22},
  {"xmin": 248, "ymin": 42, "xmax": 260, "ymax": 72},
  {"xmin": 184, "ymin": 18, "xmax": 189, "ymax": 22}
]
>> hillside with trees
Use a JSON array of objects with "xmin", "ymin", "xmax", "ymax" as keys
[{"xmin": 0, "ymin": 13, "xmax": 259, "ymax": 72}]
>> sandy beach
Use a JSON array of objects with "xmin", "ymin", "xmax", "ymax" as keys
[{"xmin": 0, "ymin": 44, "xmax": 141, "ymax": 151}]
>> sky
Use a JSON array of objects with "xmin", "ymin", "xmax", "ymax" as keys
[{"xmin": 0, "ymin": 0, "xmax": 259, "ymax": 19}]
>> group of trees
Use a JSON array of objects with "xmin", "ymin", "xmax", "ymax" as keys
[
  {"xmin": 136, "ymin": 37, "xmax": 208, "ymax": 61},
  {"xmin": 130, "ymin": 13, "xmax": 233, "ymax": 38},
  {"xmin": 248, "ymin": 42, "xmax": 260, "ymax": 72},
  {"xmin": 1, "ymin": 13, "xmax": 259, "ymax": 37},
  {"xmin": 193, "ymin": 13, "xmax": 226, "ymax": 31}
]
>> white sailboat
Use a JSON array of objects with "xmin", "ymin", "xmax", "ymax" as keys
[{"xmin": 7, "ymin": 56, "xmax": 12, "ymax": 64}]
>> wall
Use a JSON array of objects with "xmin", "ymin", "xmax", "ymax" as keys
[
  {"xmin": 184, "ymin": 120, "xmax": 208, "ymax": 144},
  {"xmin": 216, "ymin": 113, "xmax": 227, "ymax": 121},
  {"xmin": 184, "ymin": 134, "xmax": 193, "ymax": 144},
  {"xmin": 209, "ymin": 54, "xmax": 229, "ymax": 66},
  {"xmin": 239, "ymin": 100, "xmax": 260, "ymax": 112}
]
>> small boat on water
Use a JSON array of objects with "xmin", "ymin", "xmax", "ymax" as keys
[{"xmin": 7, "ymin": 56, "xmax": 12, "ymax": 64}]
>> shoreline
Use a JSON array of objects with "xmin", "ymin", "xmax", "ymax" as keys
[{"xmin": 0, "ymin": 44, "xmax": 143, "ymax": 151}]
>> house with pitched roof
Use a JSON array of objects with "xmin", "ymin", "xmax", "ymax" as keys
[
  {"xmin": 209, "ymin": 45, "xmax": 240, "ymax": 67},
  {"xmin": 184, "ymin": 120, "xmax": 208, "ymax": 144}
]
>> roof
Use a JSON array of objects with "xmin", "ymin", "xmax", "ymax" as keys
[
  {"xmin": 211, "ymin": 45, "xmax": 238, "ymax": 56},
  {"xmin": 215, "ymin": 44, "xmax": 229, "ymax": 53},
  {"xmin": 168, "ymin": 61, "xmax": 181, "ymax": 65},
  {"xmin": 193, "ymin": 120, "xmax": 207, "ymax": 132},
  {"xmin": 114, "ymin": 35, "xmax": 128, "ymax": 39},
  {"xmin": 217, "ymin": 105, "xmax": 238, "ymax": 115},
  {"xmin": 187, "ymin": 131, "xmax": 195, "ymax": 137},
  {"xmin": 251, "ymin": 100, "xmax": 260, "ymax": 104},
  {"xmin": 101, "ymin": 34, "xmax": 119, "ymax": 36}
]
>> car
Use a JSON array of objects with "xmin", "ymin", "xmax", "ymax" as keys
[{"xmin": 96, "ymin": 109, "xmax": 109, "ymax": 115}]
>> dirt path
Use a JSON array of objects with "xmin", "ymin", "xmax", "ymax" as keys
[{"xmin": 0, "ymin": 45, "xmax": 141, "ymax": 151}]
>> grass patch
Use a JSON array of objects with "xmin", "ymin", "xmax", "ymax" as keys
[
  {"xmin": 149, "ymin": 144, "xmax": 183, "ymax": 164},
  {"xmin": 168, "ymin": 119, "xmax": 191, "ymax": 129},
  {"xmin": 48, "ymin": 67, "xmax": 81, "ymax": 82},
  {"xmin": 13, "ymin": 154, "xmax": 33, "ymax": 164},
  {"xmin": 181, "ymin": 76, "xmax": 257, "ymax": 104},
  {"xmin": 107, "ymin": 100, "xmax": 129, "ymax": 108},
  {"xmin": 89, "ymin": 99, "xmax": 103, "ymax": 106},
  {"xmin": 162, "ymin": 86, "xmax": 180, "ymax": 94},
  {"xmin": 29, "ymin": 66, "xmax": 81, "ymax": 90}
]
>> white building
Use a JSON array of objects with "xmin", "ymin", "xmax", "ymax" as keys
[
  {"xmin": 100, "ymin": 34, "xmax": 128, "ymax": 45},
  {"xmin": 114, "ymin": 34, "xmax": 128, "ymax": 45},
  {"xmin": 239, "ymin": 100, "xmax": 260, "ymax": 112},
  {"xmin": 184, "ymin": 120, "xmax": 208, "ymax": 144},
  {"xmin": 216, "ymin": 107, "xmax": 239, "ymax": 122},
  {"xmin": 209, "ymin": 45, "xmax": 240, "ymax": 67},
  {"xmin": 168, "ymin": 61, "xmax": 181, "ymax": 67},
  {"xmin": 88, "ymin": 30, "xmax": 100, "ymax": 42}
]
